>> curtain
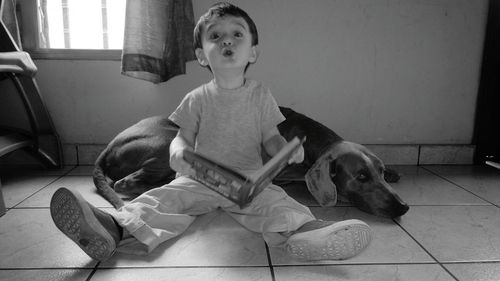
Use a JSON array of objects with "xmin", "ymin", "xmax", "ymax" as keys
[{"xmin": 121, "ymin": 0, "xmax": 196, "ymax": 84}]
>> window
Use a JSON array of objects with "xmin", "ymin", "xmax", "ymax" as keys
[
  {"xmin": 20, "ymin": 0, "xmax": 126, "ymax": 60},
  {"xmin": 39, "ymin": 0, "xmax": 125, "ymax": 49}
]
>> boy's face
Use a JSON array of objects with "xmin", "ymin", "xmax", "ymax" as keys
[{"xmin": 196, "ymin": 16, "xmax": 257, "ymax": 73}]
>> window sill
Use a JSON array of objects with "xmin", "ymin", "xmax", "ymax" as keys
[{"xmin": 27, "ymin": 49, "xmax": 122, "ymax": 61}]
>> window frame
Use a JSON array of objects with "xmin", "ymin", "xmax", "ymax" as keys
[{"xmin": 18, "ymin": 0, "xmax": 122, "ymax": 61}]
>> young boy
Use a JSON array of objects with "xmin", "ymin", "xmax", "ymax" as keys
[{"xmin": 50, "ymin": 2, "xmax": 372, "ymax": 262}]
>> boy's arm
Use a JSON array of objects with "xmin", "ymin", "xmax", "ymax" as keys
[
  {"xmin": 263, "ymin": 127, "xmax": 304, "ymax": 164},
  {"xmin": 169, "ymin": 128, "xmax": 196, "ymax": 175}
]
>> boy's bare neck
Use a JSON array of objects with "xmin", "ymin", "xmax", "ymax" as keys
[{"xmin": 213, "ymin": 72, "xmax": 246, "ymax": 90}]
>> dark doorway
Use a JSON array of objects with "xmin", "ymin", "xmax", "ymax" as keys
[{"xmin": 474, "ymin": 0, "xmax": 500, "ymax": 169}]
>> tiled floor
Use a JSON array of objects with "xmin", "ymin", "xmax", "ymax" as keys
[{"xmin": 1, "ymin": 165, "xmax": 500, "ymax": 281}]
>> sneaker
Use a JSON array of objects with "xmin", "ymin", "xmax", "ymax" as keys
[
  {"xmin": 50, "ymin": 187, "xmax": 121, "ymax": 261},
  {"xmin": 285, "ymin": 219, "xmax": 372, "ymax": 261}
]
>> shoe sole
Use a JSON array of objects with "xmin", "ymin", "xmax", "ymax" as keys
[
  {"xmin": 50, "ymin": 187, "xmax": 116, "ymax": 261},
  {"xmin": 286, "ymin": 219, "xmax": 372, "ymax": 261}
]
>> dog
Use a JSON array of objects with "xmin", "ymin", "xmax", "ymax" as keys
[
  {"xmin": 277, "ymin": 107, "xmax": 409, "ymax": 218},
  {"xmin": 94, "ymin": 107, "xmax": 409, "ymax": 218}
]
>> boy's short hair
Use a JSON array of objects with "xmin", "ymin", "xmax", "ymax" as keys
[{"xmin": 193, "ymin": 2, "xmax": 259, "ymax": 50}]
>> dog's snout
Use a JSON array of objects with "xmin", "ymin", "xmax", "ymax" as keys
[{"xmin": 391, "ymin": 201, "xmax": 409, "ymax": 217}]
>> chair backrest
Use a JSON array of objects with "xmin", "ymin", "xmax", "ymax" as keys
[
  {"xmin": 1, "ymin": 20, "xmax": 56, "ymax": 137},
  {"xmin": 0, "ymin": 18, "xmax": 62, "ymax": 167}
]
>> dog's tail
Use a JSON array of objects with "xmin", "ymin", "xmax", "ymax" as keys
[{"xmin": 93, "ymin": 155, "xmax": 125, "ymax": 209}]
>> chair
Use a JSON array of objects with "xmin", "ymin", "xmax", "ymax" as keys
[{"xmin": 0, "ymin": 20, "xmax": 62, "ymax": 216}]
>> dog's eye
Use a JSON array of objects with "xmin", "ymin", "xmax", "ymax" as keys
[{"xmin": 357, "ymin": 173, "xmax": 368, "ymax": 182}]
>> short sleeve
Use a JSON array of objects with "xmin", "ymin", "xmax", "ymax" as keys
[
  {"xmin": 168, "ymin": 92, "xmax": 201, "ymax": 133},
  {"xmin": 260, "ymin": 87, "xmax": 285, "ymax": 135}
]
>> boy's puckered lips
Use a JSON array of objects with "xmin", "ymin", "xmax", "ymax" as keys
[{"xmin": 222, "ymin": 48, "xmax": 234, "ymax": 57}]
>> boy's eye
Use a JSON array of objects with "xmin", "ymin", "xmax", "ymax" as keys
[
  {"xmin": 209, "ymin": 33, "xmax": 220, "ymax": 40},
  {"xmin": 234, "ymin": 31, "xmax": 243, "ymax": 38}
]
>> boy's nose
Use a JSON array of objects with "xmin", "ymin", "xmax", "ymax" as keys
[{"xmin": 222, "ymin": 37, "xmax": 233, "ymax": 46}]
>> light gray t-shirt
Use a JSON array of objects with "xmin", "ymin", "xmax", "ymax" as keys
[{"xmin": 169, "ymin": 79, "xmax": 285, "ymax": 173}]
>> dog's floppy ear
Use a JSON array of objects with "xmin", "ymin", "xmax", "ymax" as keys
[{"xmin": 305, "ymin": 147, "xmax": 338, "ymax": 207}]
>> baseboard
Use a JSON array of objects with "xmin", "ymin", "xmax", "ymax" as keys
[
  {"xmin": 418, "ymin": 144, "xmax": 475, "ymax": 165},
  {"xmin": 364, "ymin": 145, "xmax": 419, "ymax": 165},
  {"xmin": 0, "ymin": 143, "xmax": 476, "ymax": 167}
]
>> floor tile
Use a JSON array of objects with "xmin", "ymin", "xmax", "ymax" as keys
[
  {"xmin": 444, "ymin": 262, "xmax": 500, "ymax": 281},
  {"xmin": 423, "ymin": 165, "xmax": 497, "ymax": 176},
  {"xmin": 17, "ymin": 176, "xmax": 113, "ymax": 208},
  {"xmin": 268, "ymin": 207, "xmax": 433, "ymax": 265},
  {"xmin": 1, "ymin": 176, "xmax": 58, "ymax": 208},
  {"xmin": 67, "ymin": 166, "xmax": 94, "ymax": 176},
  {"xmin": 92, "ymin": 267, "xmax": 272, "ymax": 281},
  {"xmin": 388, "ymin": 166, "xmax": 489, "ymax": 206},
  {"xmin": 1, "ymin": 164, "xmax": 499, "ymax": 281},
  {"xmin": 0, "ymin": 269, "xmax": 91, "ymax": 281},
  {"xmin": 399, "ymin": 205, "xmax": 500, "ymax": 262},
  {"xmin": 0, "ymin": 209, "xmax": 98, "ymax": 268},
  {"xmin": 0, "ymin": 166, "xmax": 75, "ymax": 177},
  {"xmin": 425, "ymin": 165, "xmax": 500, "ymax": 205},
  {"xmin": 100, "ymin": 210, "xmax": 269, "ymax": 267},
  {"xmin": 273, "ymin": 264, "xmax": 455, "ymax": 281}
]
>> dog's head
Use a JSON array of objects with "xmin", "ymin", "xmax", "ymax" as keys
[{"xmin": 305, "ymin": 141, "xmax": 409, "ymax": 218}]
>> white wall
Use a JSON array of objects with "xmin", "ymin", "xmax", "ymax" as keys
[{"xmin": 30, "ymin": 0, "xmax": 488, "ymax": 146}]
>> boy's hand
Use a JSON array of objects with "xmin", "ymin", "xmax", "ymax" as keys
[
  {"xmin": 169, "ymin": 128, "xmax": 196, "ymax": 176},
  {"xmin": 288, "ymin": 144, "xmax": 305, "ymax": 164},
  {"xmin": 170, "ymin": 148, "xmax": 196, "ymax": 176}
]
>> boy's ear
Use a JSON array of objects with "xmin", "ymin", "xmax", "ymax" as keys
[
  {"xmin": 195, "ymin": 48, "xmax": 209, "ymax": 66},
  {"xmin": 249, "ymin": 45, "xmax": 259, "ymax": 63}
]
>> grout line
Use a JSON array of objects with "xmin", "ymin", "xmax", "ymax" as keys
[
  {"xmin": 392, "ymin": 218, "xmax": 460, "ymax": 281},
  {"xmin": 9, "ymin": 207, "xmax": 50, "ymax": 209},
  {"xmin": 9, "ymin": 206, "xmax": 116, "ymax": 210},
  {"xmin": 4, "ymin": 262, "xmax": 484, "ymax": 271},
  {"xmin": 403, "ymin": 204, "xmax": 492, "ymax": 207},
  {"xmin": 5, "ymin": 261, "xmax": 499, "ymax": 272},
  {"xmin": 417, "ymin": 145, "xmax": 421, "ymax": 166},
  {"xmin": 264, "ymin": 242, "xmax": 276, "ymax": 281},
  {"xmin": 0, "ymin": 267, "xmax": 97, "ymax": 270},
  {"xmin": 85, "ymin": 263, "xmax": 100, "ymax": 281},
  {"xmin": 270, "ymin": 262, "xmax": 439, "ymax": 267},
  {"xmin": 93, "ymin": 265, "xmax": 274, "ymax": 269},
  {"xmin": 75, "ymin": 145, "xmax": 80, "ymax": 166},
  {"xmin": 440, "ymin": 260, "xmax": 500, "ymax": 264},
  {"xmin": 9, "ymin": 166, "xmax": 78, "ymax": 210},
  {"xmin": 421, "ymin": 166, "xmax": 498, "ymax": 206}
]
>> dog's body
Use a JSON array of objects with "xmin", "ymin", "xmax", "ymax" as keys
[
  {"xmin": 93, "ymin": 116, "xmax": 178, "ymax": 208},
  {"xmin": 94, "ymin": 107, "xmax": 409, "ymax": 218}
]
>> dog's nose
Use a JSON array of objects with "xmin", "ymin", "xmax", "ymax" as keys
[{"xmin": 391, "ymin": 202, "xmax": 409, "ymax": 217}]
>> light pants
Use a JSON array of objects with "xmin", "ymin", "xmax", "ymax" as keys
[{"xmin": 113, "ymin": 176, "xmax": 315, "ymax": 255}]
